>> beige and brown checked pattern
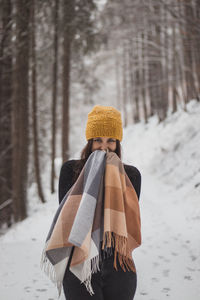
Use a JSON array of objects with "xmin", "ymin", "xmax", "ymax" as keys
[{"xmin": 103, "ymin": 152, "xmax": 141, "ymax": 272}]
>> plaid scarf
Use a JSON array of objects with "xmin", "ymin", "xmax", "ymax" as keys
[{"xmin": 41, "ymin": 150, "xmax": 141, "ymax": 296}]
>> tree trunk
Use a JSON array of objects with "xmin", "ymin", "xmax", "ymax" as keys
[
  {"xmin": 162, "ymin": 2, "xmax": 169, "ymax": 119},
  {"xmin": 51, "ymin": 0, "xmax": 59, "ymax": 193},
  {"xmin": 122, "ymin": 40, "xmax": 128, "ymax": 127},
  {"xmin": 134, "ymin": 35, "xmax": 140, "ymax": 123},
  {"xmin": 148, "ymin": 22, "xmax": 156, "ymax": 117},
  {"xmin": 0, "ymin": 0, "xmax": 13, "ymax": 227},
  {"xmin": 12, "ymin": 0, "xmax": 31, "ymax": 221},
  {"xmin": 183, "ymin": 0, "xmax": 198, "ymax": 102},
  {"xmin": 141, "ymin": 31, "xmax": 148, "ymax": 123},
  {"xmin": 128, "ymin": 38, "xmax": 137, "ymax": 123},
  {"xmin": 172, "ymin": 23, "xmax": 178, "ymax": 113},
  {"xmin": 30, "ymin": 0, "xmax": 45, "ymax": 203},
  {"xmin": 192, "ymin": 0, "xmax": 200, "ymax": 99},
  {"xmin": 177, "ymin": 0, "xmax": 187, "ymax": 109},
  {"xmin": 115, "ymin": 50, "xmax": 122, "ymax": 110},
  {"xmin": 62, "ymin": 0, "xmax": 74, "ymax": 163}
]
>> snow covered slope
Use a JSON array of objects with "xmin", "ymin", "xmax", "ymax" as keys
[
  {"xmin": 122, "ymin": 100, "xmax": 200, "ymax": 300},
  {"xmin": 0, "ymin": 100, "xmax": 199, "ymax": 300}
]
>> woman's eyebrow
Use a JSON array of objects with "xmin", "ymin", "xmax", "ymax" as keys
[{"xmin": 94, "ymin": 137, "xmax": 102, "ymax": 140}]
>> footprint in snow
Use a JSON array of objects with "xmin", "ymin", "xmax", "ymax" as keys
[
  {"xmin": 36, "ymin": 288, "xmax": 47, "ymax": 292},
  {"xmin": 190, "ymin": 255, "xmax": 197, "ymax": 261},
  {"xmin": 162, "ymin": 269, "xmax": 170, "ymax": 277},
  {"xmin": 140, "ymin": 292, "xmax": 148, "ymax": 295},
  {"xmin": 153, "ymin": 262, "xmax": 159, "ymax": 267},
  {"xmin": 162, "ymin": 287, "xmax": 171, "ymax": 296},
  {"xmin": 151, "ymin": 277, "xmax": 159, "ymax": 282},
  {"xmin": 158, "ymin": 255, "xmax": 164, "ymax": 260},
  {"xmin": 184, "ymin": 275, "xmax": 192, "ymax": 280},
  {"xmin": 141, "ymin": 249, "xmax": 147, "ymax": 254},
  {"xmin": 171, "ymin": 252, "xmax": 178, "ymax": 256},
  {"xmin": 187, "ymin": 267, "xmax": 195, "ymax": 272},
  {"xmin": 162, "ymin": 287, "xmax": 171, "ymax": 293}
]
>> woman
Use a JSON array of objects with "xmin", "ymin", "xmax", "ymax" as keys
[{"xmin": 58, "ymin": 105, "xmax": 141, "ymax": 300}]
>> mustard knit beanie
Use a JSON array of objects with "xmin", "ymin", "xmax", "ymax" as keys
[{"xmin": 85, "ymin": 105, "xmax": 123, "ymax": 141}]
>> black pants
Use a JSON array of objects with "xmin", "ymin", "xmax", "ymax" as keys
[{"xmin": 63, "ymin": 255, "xmax": 137, "ymax": 300}]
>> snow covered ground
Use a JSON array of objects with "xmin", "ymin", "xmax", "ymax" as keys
[{"xmin": 0, "ymin": 100, "xmax": 200, "ymax": 300}]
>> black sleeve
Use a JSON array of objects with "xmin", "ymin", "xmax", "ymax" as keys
[
  {"xmin": 58, "ymin": 160, "xmax": 75, "ymax": 204},
  {"xmin": 124, "ymin": 165, "xmax": 141, "ymax": 200}
]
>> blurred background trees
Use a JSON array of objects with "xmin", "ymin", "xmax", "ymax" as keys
[
  {"xmin": 0, "ymin": 0, "xmax": 199, "ymax": 228},
  {"xmin": 102, "ymin": 0, "xmax": 200, "ymax": 124}
]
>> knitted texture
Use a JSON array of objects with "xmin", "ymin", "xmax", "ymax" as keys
[{"xmin": 85, "ymin": 105, "xmax": 123, "ymax": 141}]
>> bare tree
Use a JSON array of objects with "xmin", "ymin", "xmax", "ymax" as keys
[
  {"xmin": 182, "ymin": 0, "xmax": 197, "ymax": 102},
  {"xmin": 61, "ymin": 0, "xmax": 98, "ymax": 162},
  {"xmin": 12, "ymin": 0, "xmax": 31, "ymax": 221},
  {"xmin": 51, "ymin": 0, "xmax": 59, "ymax": 193},
  {"xmin": 61, "ymin": 0, "xmax": 74, "ymax": 162},
  {"xmin": 102, "ymin": 0, "xmax": 200, "ymax": 123},
  {"xmin": 30, "ymin": 0, "xmax": 46, "ymax": 203},
  {"xmin": 122, "ymin": 41, "xmax": 128, "ymax": 127},
  {"xmin": 0, "ymin": 0, "xmax": 12, "ymax": 227}
]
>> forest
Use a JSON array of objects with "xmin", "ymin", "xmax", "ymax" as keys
[{"xmin": 0, "ymin": 0, "xmax": 200, "ymax": 227}]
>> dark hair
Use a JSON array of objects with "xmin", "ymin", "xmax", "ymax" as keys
[{"xmin": 73, "ymin": 139, "xmax": 121, "ymax": 183}]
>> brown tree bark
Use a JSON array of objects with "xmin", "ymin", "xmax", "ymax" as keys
[
  {"xmin": 12, "ymin": 0, "xmax": 31, "ymax": 221},
  {"xmin": 51, "ymin": 0, "xmax": 59, "ymax": 194},
  {"xmin": 115, "ymin": 51, "xmax": 122, "ymax": 110},
  {"xmin": 30, "ymin": 0, "xmax": 45, "ymax": 203},
  {"xmin": 148, "ymin": 21, "xmax": 157, "ymax": 117},
  {"xmin": 122, "ymin": 41, "xmax": 128, "ymax": 127},
  {"xmin": 192, "ymin": 0, "xmax": 200, "ymax": 99},
  {"xmin": 172, "ymin": 24, "xmax": 178, "ymax": 113},
  {"xmin": 183, "ymin": 0, "xmax": 198, "ymax": 102},
  {"xmin": 134, "ymin": 35, "xmax": 140, "ymax": 123},
  {"xmin": 148, "ymin": 3, "xmax": 163, "ymax": 121},
  {"xmin": 62, "ymin": 0, "xmax": 74, "ymax": 163},
  {"xmin": 0, "ymin": 0, "xmax": 13, "ymax": 227},
  {"xmin": 162, "ymin": 2, "xmax": 169, "ymax": 118},
  {"xmin": 177, "ymin": 0, "xmax": 187, "ymax": 109},
  {"xmin": 141, "ymin": 31, "xmax": 148, "ymax": 123},
  {"xmin": 128, "ymin": 39, "xmax": 137, "ymax": 123}
]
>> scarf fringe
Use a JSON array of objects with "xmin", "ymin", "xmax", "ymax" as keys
[
  {"xmin": 40, "ymin": 242, "xmax": 62, "ymax": 297},
  {"xmin": 102, "ymin": 231, "xmax": 136, "ymax": 272},
  {"xmin": 79, "ymin": 255, "xmax": 100, "ymax": 295},
  {"xmin": 83, "ymin": 276, "xmax": 95, "ymax": 296},
  {"xmin": 91, "ymin": 254, "xmax": 100, "ymax": 273}
]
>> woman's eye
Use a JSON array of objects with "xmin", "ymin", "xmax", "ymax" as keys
[
  {"xmin": 94, "ymin": 138, "xmax": 101, "ymax": 142},
  {"xmin": 108, "ymin": 139, "xmax": 116, "ymax": 143}
]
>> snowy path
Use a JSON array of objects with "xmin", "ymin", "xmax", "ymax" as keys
[
  {"xmin": 134, "ymin": 172, "xmax": 200, "ymax": 300},
  {"xmin": 0, "ymin": 169, "xmax": 199, "ymax": 300},
  {"xmin": 0, "ymin": 196, "xmax": 62, "ymax": 300}
]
